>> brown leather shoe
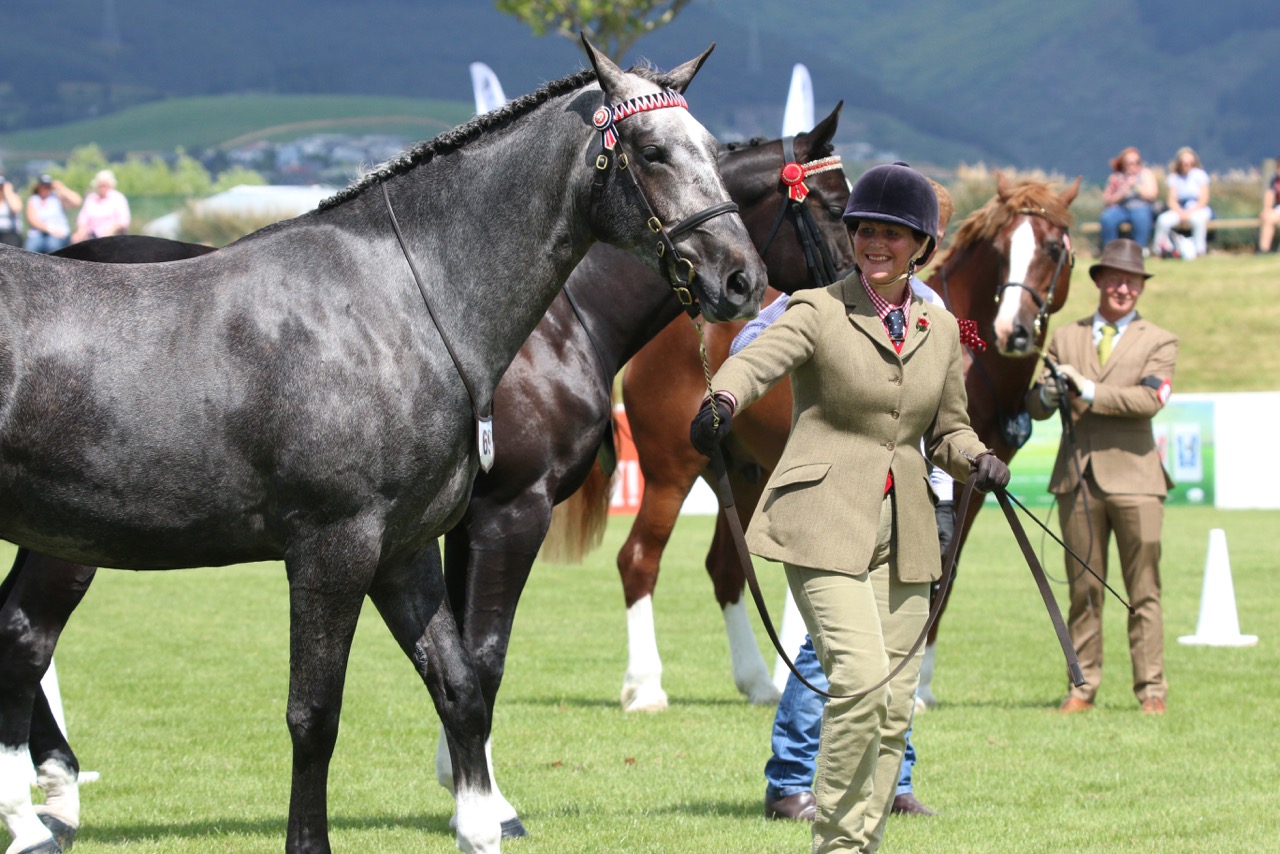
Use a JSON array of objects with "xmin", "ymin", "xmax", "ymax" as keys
[
  {"xmin": 891, "ymin": 793, "xmax": 937, "ymax": 816},
  {"xmin": 764, "ymin": 790, "xmax": 817, "ymax": 821},
  {"xmin": 1141, "ymin": 697, "xmax": 1167, "ymax": 715},
  {"xmin": 1058, "ymin": 696, "xmax": 1095, "ymax": 714}
]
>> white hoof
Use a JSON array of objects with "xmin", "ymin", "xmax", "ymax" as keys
[
  {"xmin": 620, "ymin": 678, "xmax": 668, "ymax": 713},
  {"xmin": 742, "ymin": 679, "xmax": 783, "ymax": 706}
]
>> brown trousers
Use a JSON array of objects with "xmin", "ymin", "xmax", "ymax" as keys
[{"xmin": 1059, "ymin": 473, "xmax": 1167, "ymax": 703}]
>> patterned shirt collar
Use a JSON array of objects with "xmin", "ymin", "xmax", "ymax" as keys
[{"xmin": 860, "ymin": 273, "xmax": 912, "ymax": 323}]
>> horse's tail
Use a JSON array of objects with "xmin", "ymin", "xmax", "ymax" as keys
[{"xmin": 539, "ymin": 457, "xmax": 615, "ymax": 565}]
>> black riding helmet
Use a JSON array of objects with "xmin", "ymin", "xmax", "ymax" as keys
[{"xmin": 843, "ymin": 161, "xmax": 939, "ymax": 267}]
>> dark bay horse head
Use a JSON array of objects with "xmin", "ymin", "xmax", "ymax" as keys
[
  {"xmin": 579, "ymin": 37, "xmax": 768, "ymax": 321},
  {"xmin": 718, "ymin": 102, "xmax": 854, "ymax": 292},
  {"xmin": 939, "ymin": 173, "xmax": 1081, "ymax": 357}
]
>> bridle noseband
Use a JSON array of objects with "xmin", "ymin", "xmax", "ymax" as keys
[
  {"xmin": 993, "ymin": 207, "xmax": 1075, "ymax": 339},
  {"xmin": 590, "ymin": 90, "xmax": 741, "ymax": 318},
  {"xmin": 757, "ymin": 138, "xmax": 846, "ymax": 289}
]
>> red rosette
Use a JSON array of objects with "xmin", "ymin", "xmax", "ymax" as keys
[
  {"xmin": 957, "ymin": 318, "xmax": 987, "ymax": 352},
  {"xmin": 592, "ymin": 105, "xmax": 613, "ymax": 130}
]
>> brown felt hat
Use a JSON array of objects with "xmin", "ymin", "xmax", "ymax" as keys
[{"xmin": 1089, "ymin": 238, "xmax": 1153, "ymax": 281}]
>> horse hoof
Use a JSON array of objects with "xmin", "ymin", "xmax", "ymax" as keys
[
  {"xmin": 620, "ymin": 681, "xmax": 669, "ymax": 713},
  {"xmin": 745, "ymin": 683, "xmax": 783, "ymax": 706},
  {"xmin": 37, "ymin": 814, "xmax": 77, "ymax": 850},
  {"xmin": 15, "ymin": 838, "xmax": 62, "ymax": 854},
  {"xmin": 500, "ymin": 817, "xmax": 528, "ymax": 839}
]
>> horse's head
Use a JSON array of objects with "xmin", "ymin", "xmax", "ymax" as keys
[
  {"xmin": 984, "ymin": 173, "xmax": 1081, "ymax": 356},
  {"xmin": 717, "ymin": 103, "xmax": 855, "ymax": 293},
  {"xmin": 580, "ymin": 36, "xmax": 767, "ymax": 322}
]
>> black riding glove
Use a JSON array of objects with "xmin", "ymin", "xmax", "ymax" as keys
[
  {"xmin": 689, "ymin": 392, "xmax": 735, "ymax": 457},
  {"xmin": 971, "ymin": 451, "xmax": 1010, "ymax": 491}
]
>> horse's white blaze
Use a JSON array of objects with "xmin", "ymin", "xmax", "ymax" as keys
[
  {"xmin": 34, "ymin": 757, "xmax": 79, "ymax": 826},
  {"xmin": 621, "ymin": 595, "xmax": 668, "ymax": 712},
  {"xmin": 1, "ymin": 746, "xmax": 52, "ymax": 854},
  {"xmin": 453, "ymin": 787, "xmax": 503, "ymax": 854},
  {"xmin": 435, "ymin": 730, "xmax": 519, "ymax": 828},
  {"xmin": 722, "ymin": 600, "xmax": 782, "ymax": 705},
  {"xmin": 992, "ymin": 218, "xmax": 1038, "ymax": 345}
]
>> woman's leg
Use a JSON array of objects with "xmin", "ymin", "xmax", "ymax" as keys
[
  {"xmin": 1098, "ymin": 205, "xmax": 1124, "ymax": 247},
  {"xmin": 1153, "ymin": 210, "xmax": 1179, "ymax": 254},
  {"xmin": 1260, "ymin": 207, "xmax": 1279, "ymax": 252},
  {"xmin": 1189, "ymin": 208, "xmax": 1212, "ymax": 255}
]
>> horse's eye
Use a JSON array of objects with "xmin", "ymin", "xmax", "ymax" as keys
[
  {"xmin": 828, "ymin": 204, "xmax": 845, "ymax": 219},
  {"xmin": 641, "ymin": 145, "xmax": 665, "ymax": 164}
]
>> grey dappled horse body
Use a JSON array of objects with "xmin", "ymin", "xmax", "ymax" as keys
[
  {"xmin": 437, "ymin": 107, "xmax": 851, "ymax": 835},
  {"xmin": 0, "ymin": 38, "xmax": 765, "ymax": 854}
]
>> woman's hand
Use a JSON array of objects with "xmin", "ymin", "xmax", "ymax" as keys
[
  {"xmin": 689, "ymin": 392, "xmax": 735, "ymax": 457},
  {"xmin": 971, "ymin": 451, "xmax": 1010, "ymax": 491}
]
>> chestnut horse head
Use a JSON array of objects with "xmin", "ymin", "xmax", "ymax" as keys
[{"xmin": 937, "ymin": 173, "xmax": 1081, "ymax": 357}]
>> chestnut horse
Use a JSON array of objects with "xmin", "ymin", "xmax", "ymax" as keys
[{"xmin": 618, "ymin": 173, "xmax": 1079, "ymax": 712}]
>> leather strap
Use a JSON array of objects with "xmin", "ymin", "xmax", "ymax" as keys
[{"xmin": 709, "ymin": 446, "xmax": 974, "ymax": 700}]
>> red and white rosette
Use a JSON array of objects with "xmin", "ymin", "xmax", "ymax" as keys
[{"xmin": 779, "ymin": 155, "xmax": 844, "ymax": 202}]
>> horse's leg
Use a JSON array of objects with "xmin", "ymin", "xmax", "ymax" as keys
[
  {"xmin": 281, "ymin": 526, "xmax": 386, "ymax": 854},
  {"xmin": 705, "ymin": 466, "xmax": 779, "ymax": 705},
  {"xmin": 0, "ymin": 551, "xmax": 95, "ymax": 854},
  {"xmin": 434, "ymin": 524, "xmax": 541, "ymax": 839},
  {"xmin": 368, "ymin": 539, "xmax": 499, "ymax": 854}
]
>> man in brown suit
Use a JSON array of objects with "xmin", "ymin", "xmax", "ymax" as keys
[{"xmin": 1025, "ymin": 238, "xmax": 1178, "ymax": 715}]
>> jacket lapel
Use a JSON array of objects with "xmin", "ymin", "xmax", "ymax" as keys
[
  {"xmin": 842, "ymin": 275, "xmax": 899, "ymax": 358},
  {"xmin": 1099, "ymin": 313, "xmax": 1144, "ymax": 380},
  {"xmin": 899, "ymin": 295, "xmax": 929, "ymax": 361}
]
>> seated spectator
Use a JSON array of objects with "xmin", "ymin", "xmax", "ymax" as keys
[
  {"xmin": 73, "ymin": 168, "xmax": 131, "ymax": 242},
  {"xmin": 24, "ymin": 174, "xmax": 82, "ymax": 254},
  {"xmin": 1258, "ymin": 157, "xmax": 1280, "ymax": 255},
  {"xmin": 1154, "ymin": 147, "xmax": 1213, "ymax": 259},
  {"xmin": 1099, "ymin": 147, "xmax": 1158, "ymax": 251}
]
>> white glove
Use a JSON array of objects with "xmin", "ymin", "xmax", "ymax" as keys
[
  {"xmin": 1040, "ymin": 374, "xmax": 1063, "ymax": 408},
  {"xmin": 1056, "ymin": 363, "xmax": 1086, "ymax": 393}
]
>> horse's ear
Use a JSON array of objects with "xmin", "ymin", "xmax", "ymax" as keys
[
  {"xmin": 581, "ymin": 33, "xmax": 628, "ymax": 101},
  {"xmin": 1061, "ymin": 175, "xmax": 1082, "ymax": 206},
  {"xmin": 804, "ymin": 100, "xmax": 843, "ymax": 154},
  {"xmin": 996, "ymin": 171, "xmax": 1013, "ymax": 201},
  {"xmin": 661, "ymin": 44, "xmax": 716, "ymax": 94}
]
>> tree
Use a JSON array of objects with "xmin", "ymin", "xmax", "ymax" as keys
[{"xmin": 495, "ymin": 0, "xmax": 693, "ymax": 62}]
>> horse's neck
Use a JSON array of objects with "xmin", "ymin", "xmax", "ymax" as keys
[
  {"xmin": 562, "ymin": 247, "xmax": 686, "ymax": 371},
  {"xmin": 387, "ymin": 112, "xmax": 599, "ymax": 403}
]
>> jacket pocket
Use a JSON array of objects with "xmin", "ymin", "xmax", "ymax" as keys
[{"xmin": 767, "ymin": 462, "xmax": 831, "ymax": 490}]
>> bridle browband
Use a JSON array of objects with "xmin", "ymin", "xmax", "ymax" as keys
[
  {"xmin": 757, "ymin": 138, "xmax": 846, "ymax": 289},
  {"xmin": 590, "ymin": 90, "xmax": 741, "ymax": 318},
  {"xmin": 992, "ymin": 207, "xmax": 1075, "ymax": 339}
]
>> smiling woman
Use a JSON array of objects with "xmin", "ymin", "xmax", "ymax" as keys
[{"xmin": 689, "ymin": 161, "xmax": 1008, "ymax": 852}]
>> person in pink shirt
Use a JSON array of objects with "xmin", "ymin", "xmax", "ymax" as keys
[{"xmin": 72, "ymin": 169, "xmax": 131, "ymax": 242}]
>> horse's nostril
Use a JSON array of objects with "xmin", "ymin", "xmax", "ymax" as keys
[{"xmin": 728, "ymin": 271, "xmax": 751, "ymax": 301}]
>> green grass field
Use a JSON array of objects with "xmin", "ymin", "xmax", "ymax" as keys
[{"xmin": 6, "ymin": 501, "xmax": 1276, "ymax": 853}]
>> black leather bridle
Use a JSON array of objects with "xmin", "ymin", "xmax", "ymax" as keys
[
  {"xmin": 991, "ymin": 207, "xmax": 1075, "ymax": 339},
  {"xmin": 756, "ymin": 137, "xmax": 848, "ymax": 290},
  {"xmin": 588, "ymin": 90, "xmax": 742, "ymax": 318}
]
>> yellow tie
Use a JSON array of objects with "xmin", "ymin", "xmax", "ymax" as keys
[{"xmin": 1098, "ymin": 322, "xmax": 1118, "ymax": 365}]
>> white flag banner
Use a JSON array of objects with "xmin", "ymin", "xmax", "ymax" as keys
[
  {"xmin": 469, "ymin": 62, "xmax": 508, "ymax": 115},
  {"xmin": 781, "ymin": 63, "xmax": 814, "ymax": 137}
]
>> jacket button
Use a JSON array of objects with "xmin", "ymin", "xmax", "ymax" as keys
[
  {"xmin": 885, "ymin": 441, "xmax": 896, "ymax": 451},
  {"xmin": 891, "ymin": 409, "xmax": 900, "ymax": 419},
  {"xmin": 893, "ymin": 376, "xmax": 903, "ymax": 385}
]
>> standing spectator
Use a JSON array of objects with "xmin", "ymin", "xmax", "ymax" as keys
[
  {"xmin": 1025, "ymin": 238, "xmax": 1177, "ymax": 716},
  {"xmin": 1153, "ymin": 147, "xmax": 1213, "ymax": 259},
  {"xmin": 1098, "ymin": 147, "xmax": 1159, "ymax": 252},
  {"xmin": 1257, "ymin": 157, "xmax": 1280, "ymax": 254},
  {"xmin": 690, "ymin": 162, "xmax": 1008, "ymax": 852},
  {"xmin": 0, "ymin": 175, "xmax": 23, "ymax": 247},
  {"xmin": 73, "ymin": 168, "xmax": 131, "ymax": 242},
  {"xmin": 24, "ymin": 174, "xmax": 82, "ymax": 254}
]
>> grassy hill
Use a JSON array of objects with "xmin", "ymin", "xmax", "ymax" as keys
[
  {"xmin": 2, "ymin": 0, "xmax": 1277, "ymax": 178},
  {"xmin": 0, "ymin": 94, "xmax": 473, "ymax": 161}
]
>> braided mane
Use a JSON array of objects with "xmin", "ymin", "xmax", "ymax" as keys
[
  {"xmin": 320, "ymin": 65, "xmax": 667, "ymax": 211},
  {"xmin": 944, "ymin": 178, "xmax": 1075, "ymax": 259}
]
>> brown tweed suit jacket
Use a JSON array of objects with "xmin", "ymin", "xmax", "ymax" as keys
[
  {"xmin": 711, "ymin": 273, "xmax": 987, "ymax": 583},
  {"xmin": 1025, "ymin": 313, "xmax": 1178, "ymax": 495}
]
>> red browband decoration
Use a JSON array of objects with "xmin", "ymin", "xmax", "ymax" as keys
[
  {"xmin": 957, "ymin": 319, "xmax": 987, "ymax": 352},
  {"xmin": 779, "ymin": 155, "xmax": 844, "ymax": 202},
  {"xmin": 594, "ymin": 90, "xmax": 689, "ymax": 152}
]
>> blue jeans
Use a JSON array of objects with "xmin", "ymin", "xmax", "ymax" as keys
[
  {"xmin": 764, "ymin": 635, "xmax": 917, "ymax": 799},
  {"xmin": 24, "ymin": 231, "xmax": 69, "ymax": 254},
  {"xmin": 1099, "ymin": 200, "xmax": 1154, "ymax": 250}
]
